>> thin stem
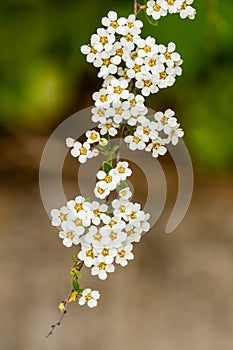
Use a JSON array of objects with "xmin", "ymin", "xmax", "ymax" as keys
[{"xmin": 134, "ymin": 0, "xmax": 139, "ymax": 16}]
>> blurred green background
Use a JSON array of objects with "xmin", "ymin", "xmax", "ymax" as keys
[{"xmin": 0, "ymin": 0, "xmax": 232, "ymax": 169}]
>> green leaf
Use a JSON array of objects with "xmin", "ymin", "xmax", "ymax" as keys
[
  {"xmin": 126, "ymin": 125, "xmax": 135, "ymax": 135},
  {"xmin": 78, "ymin": 288, "xmax": 84, "ymax": 296},
  {"xmin": 118, "ymin": 181, "xmax": 128, "ymax": 191},
  {"xmin": 76, "ymin": 270, "xmax": 82, "ymax": 279},
  {"xmin": 72, "ymin": 279, "xmax": 80, "ymax": 291},
  {"xmin": 103, "ymin": 161, "xmax": 113, "ymax": 174},
  {"xmin": 71, "ymin": 253, "xmax": 77, "ymax": 263}
]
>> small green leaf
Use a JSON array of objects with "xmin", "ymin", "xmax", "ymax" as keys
[
  {"xmin": 118, "ymin": 181, "xmax": 128, "ymax": 191},
  {"xmin": 72, "ymin": 279, "xmax": 80, "ymax": 291},
  {"xmin": 76, "ymin": 270, "xmax": 82, "ymax": 279},
  {"xmin": 103, "ymin": 161, "xmax": 113, "ymax": 174},
  {"xmin": 78, "ymin": 288, "xmax": 84, "ymax": 296},
  {"xmin": 71, "ymin": 253, "xmax": 77, "ymax": 263},
  {"xmin": 126, "ymin": 125, "xmax": 135, "ymax": 135}
]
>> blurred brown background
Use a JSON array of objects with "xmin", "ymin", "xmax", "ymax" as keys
[{"xmin": 0, "ymin": 1, "xmax": 232, "ymax": 349}]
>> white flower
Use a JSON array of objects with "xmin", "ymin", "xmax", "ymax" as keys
[
  {"xmin": 110, "ymin": 42, "xmax": 131, "ymax": 65},
  {"xmin": 119, "ymin": 14, "xmax": 143, "ymax": 36},
  {"xmin": 125, "ymin": 134, "xmax": 147, "ymax": 151},
  {"xmin": 158, "ymin": 42, "xmax": 181, "ymax": 68},
  {"xmin": 146, "ymin": 0, "xmax": 168, "ymax": 21},
  {"xmin": 118, "ymin": 187, "xmax": 133, "ymax": 200},
  {"xmin": 102, "ymin": 215, "xmax": 126, "ymax": 233},
  {"xmin": 115, "ymin": 244, "xmax": 134, "ymax": 267},
  {"xmin": 106, "ymin": 77, "xmax": 130, "ymax": 101},
  {"xmin": 51, "ymin": 206, "xmax": 69, "ymax": 227},
  {"xmin": 98, "ymin": 119, "xmax": 119, "ymax": 137},
  {"xmin": 166, "ymin": 0, "xmax": 183, "ymax": 14},
  {"xmin": 91, "ymin": 106, "xmax": 113, "ymax": 124},
  {"xmin": 92, "ymin": 88, "xmax": 112, "ymax": 108},
  {"xmin": 137, "ymin": 36, "xmax": 158, "ymax": 58},
  {"xmin": 95, "ymin": 52, "xmax": 118, "ymax": 79},
  {"xmin": 114, "ymin": 161, "xmax": 132, "ymax": 181},
  {"xmin": 94, "ymin": 181, "xmax": 111, "ymax": 200},
  {"xmin": 146, "ymin": 139, "xmax": 167, "ymax": 158},
  {"xmin": 112, "ymin": 101, "xmax": 131, "ymax": 124},
  {"xmin": 78, "ymin": 288, "xmax": 100, "ymax": 308},
  {"xmin": 89, "ymin": 201, "xmax": 108, "ymax": 226},
  {"xmin": 112, "ymin": 198, "xmax": 129, "ymax": 221},
  {"xmin": 78, "ymin": 244, "xmax": 96, "ymax": 267},
  {"xmin": 125, "ymin": 223, "xmax": 143, "ymax": 243},
  {"xmin": 65, "ymin": 210, "xmax": 92, "ymax": 229},
  {"xmin": 121, "ymin": 94, "xmax": 148, "ymax": 125},
  {"xmin": 91, "ymin": 260, "xmax": 115, "ymax": 280},
  {"xmin": 157, "ymin": 67, "xmax": 176, "ymax": 89},
  {"xmin": 86, "ymin": 130, "xmax": 100, "ymax": 144},
  {"xmin": 107, "ymin": 229, "xmax": 128, "ymax": 248},
  {"xmin": 139, "ymin": 212, "xmax": 151, "ymax": 233},
  {"xmin": 125, "ymin": 203, "xmax": 145, "ymax": 227},
  {"xmin": 136, "ymin": 117, "xmax": 158, "ymax": 141},
  {"xmin": 102, "ymin": 11, "xmax": 127, "ymax": 34},
  {"xmin": 66, "ymin": 137, "xmax": 76, "ymax": 148},
  {"xmin": 59, "ymin": 227, "xmax": 82, "ymax": 248},
  {"xmin": 80, "ymin": 44, "xmax": 100, "ymax": 64},
  {"xmin": 96, "ymin": 169, "xmax": 120, "ymax": 191},
  {"xmin": 178, "ymin": 0, "xmax": 196, "ymax": 20},
  {"xmin": 164, "ymin": 124, "xmax": 184, "ymax": 145},
  {"xmin": 135, "ymin": 72, "xmax": 159, "ymax": 96},
  {"xmin": 154, "ymin": 109, "xmax": 178, "ymax": 131},
  {"xmin": 91, "ymin": 28, "xmax": 115, "ymax": 53},
  {"xmin": 96, "ymin": 247, "xmax": 117, "ymax": 264},
  {"xmin": 85, "ymin": 225, "xmax": 110, "ymax": 248},
  {"xmin": 70, "ymin": 141, "xmax": 94, "ymax": 163},
  {"xmin": 99, "ymin": 138, "xmax": 109, "ymax": 147}
]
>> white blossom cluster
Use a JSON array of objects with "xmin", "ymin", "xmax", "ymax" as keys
[
  {"xmin": 125, "ymin": 109, "xmax": 184, "ymax": 158},
  {"xmin": 51, "ymin": 187, "xmax": 150, "ymax": 280},
  {"xmin": 81, "ymin": 11, "xmax": 183, "ymax": 106},
  {"xmin": 146, "ymin": 0, "xmax": 196, "ymax": 21},
  {"xmin": 94, "ymin": 161, "xmax": 132, "ymax": 199}
]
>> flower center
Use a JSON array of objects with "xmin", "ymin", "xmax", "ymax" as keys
[
  {"xmin": 94, "ymin": 232, "xmax": 102, "ymax": 241},
  {"xmin": 130, "ymin": 211, "xmax": 137, "ymax": 219},
  {"xmin": 67, "ymin": 232, "xmax": 75, "ymax": 239},
  {"xmin": 59, "ymin": 213, "xmax": 67, "ymax": 221},
  {"xmin": 100, "ymin": 36, "xmax": 108, "ymax": 44},
  {"xmin": 103, "ymin": 58, "xmax": 111, "ymax": 66},
  {"xmin": 80, "ymin": 147, "xmax": 87, "ymax": 155},
  {"xmin": 164, "ymin": 51, "xmax": 171, "ymax": 59},
  {"xmin": 125, "ymin": 34, "xmax": 133, "ymax": 42},
  {"xmin": 152, "ymin": 143, "xmax": 161, "ymax": 150},
  {"xmin": 100, "ymin": 94, "xmax": 108, "ymax": 102},
  {"xmin": 98, "ymin": 109, "xmax": 105, "ymax": 116},
  {"xmin": 74, "ymin": 218, "xmax": 83, "ymax": 226},
  {"xmin": 91, "ymin": 46, "xmax": 97, "ymax": 54},
  {"xmin": 110, "ymin": 21, "xmax": 118, "ymax": 29},
  {"xmin": 85, "ymin": 293, "xmax": 93, "ymax": 301},
  {"xmin": 127, "ymin": 229, "xmax": 134, "ymax": 236},
  {"xmin": 148, "ymin": 58, "xmax": 156, "ymax": 67},
  {"xmin": 153, "ymin": 4, "xmax": 161, "ymax": 11},
  {"xmin": 181, "ymin": 1, "xmax": 187, "ymax": 10},
  {"xmin": 90, "ymin": 132, "xmax": 98, "ymax": 141},
  {"xmin": 109, "ymin": 220, "xmax": 117, "ymax": 228},
  {"xmin": 105, "ymin": 122, "xmax": 112, "ymax": 129},
  {"xmin": 102, "ymin": 248, "xmax": 110, "ymax": 257},
  {"xmin": 118, "ymin": 166, "xmax": 125, "ymax": 174},
  {"xmin": 160, "ymin": 71, "xmax": 167, "ymax": 80},
  {"xmin": 167, "ymin": 0, "xmax": 175, "ymax": 5},
  {"xmin": 75, "ymin": 203, "xmax": 83, "ymax": 212},
  {"xmin": 143, "ymin": 127, "xmax": 150, "ymax": 135},
  {"xmin": 134, "ymin": 64, "xmax": 141, "ymax": 72},
  {"xmin": 104, "ymin": 175, "xmax": 112, "ymax": 184},
  {"xmin": 115, "ymin": 107, "xmax": 123, "ymax": 114},
  {"xmin": 97, "ymin": 187, "xmax": 105, "ymax": 195},
  {"xmin": 161, "ymin": 116, "xmax": 168, "ymax": 125},
  {"xmin": 130, "ymin": 98, "xmax": 136, "ymax": 107},
  {"xmin": 86, "ymin": 249, "xmax": 94, "ymax": 258},
  {"xmin": 98, "ymin": 262, "xmax": 106, "ymax": 270},
  {"xmin": 93, "ymin": 209, "xmax": 100, "ymax": 217},
  {"xmin": 133, "ymin": 136, "xmax": 140, "ymax": 143},
  {"xmin": 119, "ymin": 250, "xmax": 126, "ymax": 258},
  {"xmin": 110, "ymin": 232, "xmax": 117, "ymax": 240},
  {"xmin": 119, "ymin": 206, "xmax": 126, "ymax": 213},
  {"xmin": 131, "ymin": 52, "xmax": 138, "ymax": 60},
  {"xmin": 144, "ymin": 80, "xmax": 152, "ymax": 87},
  {"xmin": 116, "ymin": 48, "xmax": 124, "ymax": 56},
  {"xmin": 114, "ymin": 86, "xmax": 123, "ymax": 94},
  {"xmin": 128, "ymin": 22, "xmax": 134, "ymax": 28},
  {"xmin": 144, "ymin": 45, "xmax": 151, "ymax": 53}
]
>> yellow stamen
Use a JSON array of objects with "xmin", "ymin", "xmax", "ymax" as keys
[
  {"xmin": 98, "ymin": 262, "xmax": 106, "ymax": 270},
  {"xmin": 67, "ymin": 232, "xmax": 75, "ymax": 239},
  {"xmin": 100, "ymin": 94, "xmax": 108, "ymax": 102},
  {"xmin": 125, "ymin": 34, "xmax": 133, "ymax": 42},
  {"xmin": 118, "ymin": 166, "xmax": 125, "ymax": 174},
  {"xmin": 100, "ymin": 36, "xmax": 108, "ymax": 44},
  {"xmin": 134, "ymin": 64, "xmax": 141, "ymax": 73},
  {"xmin": 102, "ymin": 248, "xmax": 110, "ymax": 257},
  {"xmin": 94, "ymin": 232, "xmax": 102, "ymax": 241},
  {"xmin": 133, "ymin": 136, "xmax": 140, "ymax": 143},
  {"xmin": 144, "ymin": 45, "xmax": 151, "ymax": 53},
  {"xmin": 75, "ymin": 203, "xmax": 83, "ymax": 212},
  {"xmin": 110, "ymin": 232, "xmax": 117, "ymax": 240},
  {"xmin": 114, "ymin": 86, "xmax": 123, "ymax": 94},
  {"xmin": 119, "ymin": 250, "xmax": 126, "ymax": 258},
  {"xmin": 160, "ymin": 71, "xmax": 167, "ymax": 80},
  {"xmin": 153, "ymin": 4, "xmax": 161, "ymax": 11},
  {"xmin": 144, "ymin": 80, "xmax": 152, "ymax": 87},
  {"xmin": 104, "ymin": 175, "xmax": 112, "ymax": 184}
]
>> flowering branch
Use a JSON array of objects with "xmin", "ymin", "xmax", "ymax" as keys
[{"xmin": 46, "ymin": 0, "xmax": 197, "ymax": 337}]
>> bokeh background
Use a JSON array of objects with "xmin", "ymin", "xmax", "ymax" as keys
[{"xmin": 0, "ymin": 1, "xmax": 232, "ymax": 349}]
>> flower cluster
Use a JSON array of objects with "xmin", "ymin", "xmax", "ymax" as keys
[
  {"xmin": 125, "ymin": 109, "xmax": 184, "ymax": 158},
  {"xmin": 146, "ymin": 0, "xmax": 196, "ymax": 21},
  {"xmin": 94, "ymin": 161, "xmax": 132, "ymax": 199},
  {"xmin": 51, "ymin": 186, "xmax": 150, "ymax": 281},
  {"xmin": 48, "ymin": 3, "xmax": 196, "ymax": 326}
]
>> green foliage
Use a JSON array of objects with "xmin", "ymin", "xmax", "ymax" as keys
[{"xmin": 72, "ymin": 279, "xmax": 80, "ymax": 292}]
